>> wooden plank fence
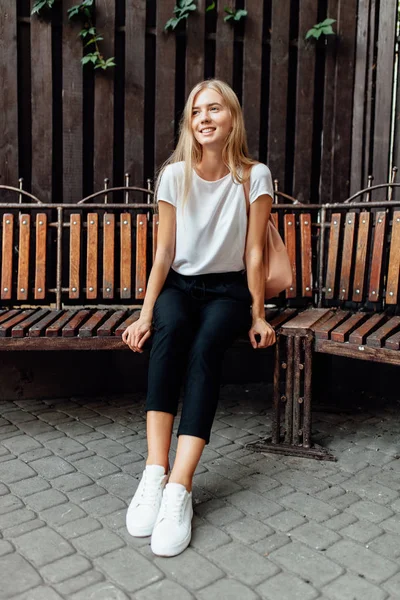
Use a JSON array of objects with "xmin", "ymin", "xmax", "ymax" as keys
[{"xmin": 0, "ymin": 0, "xmax": 399, "ymax": 204}]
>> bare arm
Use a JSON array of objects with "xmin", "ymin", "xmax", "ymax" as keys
[
  {"xmin": 245, "ymin": 194, "xmax": 276, "ymax": 348},
  {"xmin": 122, "ymin": 200, "xmax": 176, "ymax": 351}
]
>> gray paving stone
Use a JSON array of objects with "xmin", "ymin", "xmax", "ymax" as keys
[
  {"xmin": 341, "ymin": 520, "xmax": 383, "ymax": 544},
  {"xmin": 326, "ymin": 539, "xmax": 398, "ymax": 583},
  {"xmin": 346, "ymin": 500, "xmax": 394, "ymax": 523},
  {"xmin": 290, "ymin": 521, "xmax": 341, "ymax": 549},
  {"xmin": 280, "ymin": 492, "xmax": 338, "ymax": 523},
  {"xmin": 18, "ymin": 420, "xmax": 56, "ymax": 436},
  {"xmin": 0, "ymin": 459, "xmax": 36, "ymax": 483},
  {"xmin": 383, "ymin": 572, "xmax": 400, "ymax": 597},
  {"xmin": 3, "ymin": 518, "xmax": 45, "ymax": 539},
  {"xmin": 274, "ymin": 469, "xmax": 329, "ymax": 494},
  {"xmin": 0, "ymin": 508, "xmax": 36, "ymax": 531},
  {"xmin": 95, "ymin": 472, "xmax": 138, "ymax": 500},
  {"xmin": 4, "ymin": 409, "xmax": 36, "ymax": 423},
  {"xmin": 10, "ymin": 476, "xmax": 51, "ymax": 498},
  {"xmin": 343, "ymin": 479, "xmax": 399, "ymax": 505},
  {"xmin": 227, "ymin": 490, "xmax": 282, "ymax": 520},
  {"xmin": 14, "ymin": 527, "xmax": 75, "ymax": 567},
  {"xmin": 0, "ymin": 493, "xmax": 23, "ymax": 514},
  {"xmin": 263, "ymin": 483, "xmax": 296, "ymax": 501},
  {"xmin": 367, "ymin": 532, "xmax": 400, "ymax": 559},
  {"xmin": 252, "ymin": 532, "xmax": 291, "ymax": 555},
  {"xmin": 2, "ymin": 435, "xmax": 43, "ymax": 455},
  {"xmin": 198, "ymin": 578, "xmax": 259, "ymax": 600},
  {"xmin": 52, "ymin": 472, "xmax": 94, "ymax": 492},
  {"xmin": 71, "ymin": 581, "xmax": 129, "ymax": 599},
  {"xmin": 205, "ymin": 503, "xmax": 245, "ymax": 526},
  {"xmin": 324, "ymin": 512, "xmax": 357, "ymax": 531},
  {"xmin": 57, "ymin": 516, "xmax": 102, "ymax": 539},
  {"xmin": 257, "ymin": 572, "xmax": 319, "ymax": 600},
  {"xmin": 44, "ymin": 436, "xmax": 87, "ymax": 457},
  {"xmin": 56, "ymin": 421, "xmax": 95, "ymax": 436},
  {"xmin": 327, "ymin": 491, "xmax": 362, "ymax": 510},
  {"xmin": 96, "ymin": 422, "xmax": 136, "ymax": 440},
  {"xmin": 96, "ymin": 547, "xmax": 162, "ymax": 593},
  {"xmin": 0, "ymin": 540, "xmax": 14, "ymax": 556},
  {"xmin": 81, "ymin": 494, "xmax": 126, "ymax": 517},
  {"xmin": 73, "ymin": 528, "xmax": 125, "ymax": 558},
  {"xmin": 206, "ymin": 457, "xmax": 256, "ymax": 480},
  {"xmin": 11, "ymin": 585, "xmax": 64, "ymax": 600},
  {"xmin": 154, "ymin": 547, "xmax": 224, "ymax": 590},
  {"xmin": 265, "ymin": 509, "xmax": 306, "ymax": 533},
  {"xmin": 269, "ymin": 541, "xmax": 343, "ymax": 586},
  {"xmin": 40, "ymin": 553, "xmax": 92, "ymax": 583},
  {"xmin": 209, "ymin": 542, "xmax": 279, "ymax": 585},
  {"xmin": 29, "ymin": 456, "xmax": 76, "ymax": 479},
  {"xmin": 40, "ymin": 502, "xmax": 86, "ymax": 527},
  {"xmin": 19, "ymin": 447, "xmax": 53, "ymax": 462},
  {"xmin": 225, "ymin": 516, "xmax": 273, "ymax": 543},
  {"xmin": 0, "ymin": 553, "xmax": 42, "ymax": 597},
  {"xmin": 194, "ymin": 470, "xmax": 242, "ymax": 497},
  {"xmin": 190, "ymin": 523, "xmax": 232, "ymax": 551},
  {"xmin": 68, "ymin": 484, "xmax": 107, "ymax": 504},
  {"xmin": 315, "ymin": 485, "xmax": 346, "ymax": 502},
  {"xmin": 323, "ymin": 573, "xmax": 388, "ymax": 600},
  {"xmin": 73, "ymin": 455, "xmax": 120, "ymax": 480},
  {"xmin": 99, "ymin": 509, "xmax": 127, "ymax": 531},
  {"xmin": 86, "ymin": 438, "xmax": 129, "ymax": 458},
  {"xmin": 26, "ymin": 489, "xmax": 68, "ymax": 512},
  {"xmin": 135, "ymin": 580, "xmax": 194, "ymax": 599}
]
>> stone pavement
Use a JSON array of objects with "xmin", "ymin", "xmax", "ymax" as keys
[{"xmin": 0, "ymin": 383, "xmax": 400, "ymax": 600}]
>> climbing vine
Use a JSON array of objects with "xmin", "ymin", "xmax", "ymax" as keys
[
  {"xmin": 306, "ymin": 18, "xmax": 336, "ymax": 41},
  {"xmin": 165, "ymin": 1, "xmax": 247, "ymax": 31}
]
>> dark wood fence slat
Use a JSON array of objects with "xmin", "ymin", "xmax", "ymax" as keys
[
  {"xmin": 125, "ymin": 0, "xmax": 146, "ymax": 185},
  {"xmin": 366, "ymin": 316, "xmax": 400, "ymax": 349},
  {"xmin": 97, "ymin": 309, "xmax": 128, "ymax": 336},
  {"xmin": 368, "ymin": 212, "xmax": 386, "ymax": 302},
  {"xmin": 185, "ymin": 0, "xmax": 205, "ymax": 99},
  {"xmin": 0, "ymin": 3, "xmax": 18, "ymax": 188},
  {"xmin": 242, "ymin": 0, "xmax": 264, "ymax": 158},
  {"xmin": 11, "ymin": 308, "xmax": 49, "ymax": 338},
  {"xmin": 268, "ymin": 1, "xmax": 291, "ymax": 186},
  {"xmin": 352, "ymin": 211, "xmax": 370, "ymax": 302},
  {"xmin": 135, "ymin": 213, "xmax": 147, "ymax": 299},
  {"xmin": 1, "ymin": 214, "xmax": 13, "ymax": 300},
  {"xmin": 284, "ymin": 214, "xmax": 296, "ymax": 298},
  {"xmin": 155, "ymin": 0, "xmax": 176, "ymax": 169},
  {"xmin": 339, "ymin": 212, "xmax": 356, "ymax": 301},
  {"xmin": 103, "ymin": 213, "xmax": 115, "ymax": 299},
  {"xmin": 31, "ymin": 10, "xmax": 52, "ymax": 202},
  {"xmin": 115, "ymin": 311, "xmax": 141, "ymax": 336},
  {"xmin": 349, "ymin": 312, "xmax": 387, "ymax": 345},
  {"xmin": 46, "ymin": 310, "xmax": 76, "ymax": 337},
  {"xmin": 29, "ymin": 310, "xmax": 63, "ymax": 337},
  {"xmin": 93, "ymin": 1, "xmax": 115, "ymax": 190},
  {"xmin": 293, "ymin": 2, "xmax": 318, "ymax": 203},
  {"xmin": 87, "ymin": 213, "xmax": 98, "ymax": 299},
  {"xmin": 78, "ymin": 309, "xmax": 109, "ymax": 338},
  {"xmin": 62, "ymin": 309, "xmax": 91, "ymax": 338},
  {"xmin": 69, "ymin": 214, "xmax": 81, "ymax": 299},
  {"xmin": 386, "ymin": 211, "xmax": 400, "ymax": 304},
  {"xmin": 120, "ymin": 213, "xmax": 132, "ymax": 299},
  {"xmin": 17, "ymin": 214, "xmax": 30, "ymax": 301},
  {"xmin": 300, "ymin": 213, "xmax": 312, "ymax": 297},
  {"xmin": 62, "ymin": 1, "xmax": 83, "ymax": 202},
  {"xmin": 0, "ymin": 309, "xmax": 35, "ymax": 337},
  {"xmin": 215, "ymin": 0, "xmax": 235, "ymax": 87},
  {"xmin": 34, "ymin": 214, "xmax": 47, "ymax": 300},
  {"xmin": 325, "ymin": 214, "xmax": 341, "ymax": 299},
  {"xmin": 330, "ymin": 312, "xmax": 369, "ymax": 343}
]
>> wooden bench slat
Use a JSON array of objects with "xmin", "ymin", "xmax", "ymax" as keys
[
  {"xmin": 115, "ymin": 311, "xmax": 141, "ymax": 336},
  {"xmin": 281, "ymin": 308, "xmax": 332, "ymax": 331},
  {"xmin": 352, "ymin": 211, "xmax": 370, "ymax": 302},
  {"xmin": 86, "ymin": 213, "xmax": 98, "ymax": 299},
  {"xmin": 0, "ymin": 309, "xmax": 21, "ymax": 326},
  {"xmin": 45, "ymin": 310, "xmax": 77, "ymax": 337},
  {"xmin": 17, "ymin": 214, "xmax": 30, "ymax": 301},
  {"xmin": 34, "ymin": 214, "xmax": 47, "ymax": 300},
  {"xmin": 69, "ymin": 214, "xmax": 81, "ymax": 299},
  {"xmin": 368, "ymin": 211, "xmax": 386, "ymax": 302},
  {"xmin": 284, "ymin": 214, "xmax": 297, "ymax": 298},
  {"xmin": 269, "ymin": 308, "xmax": 298, "ymax": 329},
  {"xmin": 300, "ymin": 213, "xmax": 312, "ymax": 297},
  {"xmin": 1, "ymin": 214, "xmax": 13, "ymax": 300},
  {"xmin": 136, "ymin": 213, "xmax": 147, "ymax": 299},
  {"xmin": 386, "ymin": 329, "xmax": 400, "ymax": 350},
  {"xmin": 366, "ymin": 316, "xmax": 400, "ymax": 349},
  {"xmin": 78, "ymin": 309, "xmax": 109, "ymax": 338},
  {"xmin": 385, "ymin": 210, "xmax": 400, "ymax": 304},
  {"xmin": 11, "ymin": 309, "xmax": 49, "ymax": 338},
  {"xmin": 29, "ymin": 310, "xmax": 63, "ymax": 337},
  {"xmin": 339, "ymin": 212, "xmax": 356, "ymax": 301},
  {"xmin": 97, "ymin": 309, "xmax": 128, "ymax": 337},
  {"xmin": 325, "ymin": 213, "xmax": 341, "ymax": 299},
  {"xmin": 120, "ymin": 213, "xmax": 132, "ymax": 299},
  {"xmin": 103, "ymin": 213, "xmax": 115, "ymax": 299},
  {"xmin": 349, "ymin": 312, "xmax": 387, "ymax": 345},
  {"xmin": 330, "ymin": 312, "xmax": 369, "ymax": 343},
  {"xmin": 62, "ymin": 309, "xmax": 91, "ymax": 338},
  {"xmin": 313, "ymin": 310, "xmax": 351, "ymax": 340},
  {"xmin": 0, "ymin": 309, "xmax": 35, "ymax": 337},
  {"xmin": 152, "ymin": 213, "xmax": 159, "ymax": 263}
]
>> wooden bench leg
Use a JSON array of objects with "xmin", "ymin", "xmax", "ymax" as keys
[{"xmin": 248, "ymin": 331, "xmax": 336, "ymax": 461}]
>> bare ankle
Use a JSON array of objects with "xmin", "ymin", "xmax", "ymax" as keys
[
  {"xmin": 168, "ymin": 473, "xmax": 192, "ymax": 493},
  {"xmin": 146, "ymin": 458, "xmax": 169, "ymax": 473}
]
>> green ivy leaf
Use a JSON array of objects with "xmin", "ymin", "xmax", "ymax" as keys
[
  {"xmin": 305, "ymin": 28, "xmax": 316, "ymax": 40},
  {"xmin": 206, "ymin": 1, "xmax": 215, "ymax": 12},
  {"xmin": 320, "ymin": 18, "xmax": 336, "ymax": 27},
  {"xmin": 165, "ymin": 17, "xmax": 179, "ymax": 30},
  {"xmin": 321, "ymin": 25, "xmax": 334, "ymax": 35},
  {"xmin": 234, "ymin": 9, "xmax": 247, "ymax": 20}
]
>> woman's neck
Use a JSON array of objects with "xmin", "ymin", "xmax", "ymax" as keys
[{"xmin": 195, "ymin": 150, "xmax": 229, "ymax": 180}]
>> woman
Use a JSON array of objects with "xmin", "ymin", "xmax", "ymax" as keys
[{"xmin": 122, "ymin": 79, "xmax": 276, "ymax": 557}]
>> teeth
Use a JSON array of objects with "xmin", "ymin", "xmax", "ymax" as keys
[{"xmin": 201, "ymin": 128, "xmax": 215, "ymax": 133}]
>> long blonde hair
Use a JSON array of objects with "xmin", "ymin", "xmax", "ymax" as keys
[{"xmin": 155, "ymin": 79, "xmax": 257, "ymax": 207}]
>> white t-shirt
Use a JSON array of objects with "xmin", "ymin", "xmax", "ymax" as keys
[{"xmin": 157, "ymin": 161, "xmax": 274, "ymax": 276}]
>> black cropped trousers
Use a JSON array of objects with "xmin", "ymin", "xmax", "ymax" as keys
[{"xmin": 145, "ymin": 268, "xmax": 252, "ymax": 443}]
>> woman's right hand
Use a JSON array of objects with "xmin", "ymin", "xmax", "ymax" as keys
[{"xmin": 122, "ymin": 317, "xmax": 153, "ymax": 353}]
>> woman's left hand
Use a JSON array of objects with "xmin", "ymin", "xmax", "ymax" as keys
[{"xmin": 248, "ymin": 317, "xmax": 276, "ymax": 349}]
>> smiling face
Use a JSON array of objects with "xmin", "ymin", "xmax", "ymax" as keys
[{"xmin": 191, "ymin": 88, "xmax": 233, "ymax": 149}]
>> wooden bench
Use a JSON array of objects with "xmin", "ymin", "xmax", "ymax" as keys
[{"xmin": 249, "ymin": 179, "xmax": 400, "ymax": 461}]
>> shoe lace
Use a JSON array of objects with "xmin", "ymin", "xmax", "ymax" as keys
[
  {"xmin": 160, "ymin": 490, "xmax": 185, "ymax": 523},
  {"xmin": 138, "ymin": 473, "xmax": 162, "ymax": 507}
]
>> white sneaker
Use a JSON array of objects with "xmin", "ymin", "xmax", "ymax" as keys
[
  {"xmin": 126, "ymin": 465, "xmax": 168, "ymax": 537},
  {"xmin": 150, "ymin": 482, "xmax": 193, "ymax": 557}
]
